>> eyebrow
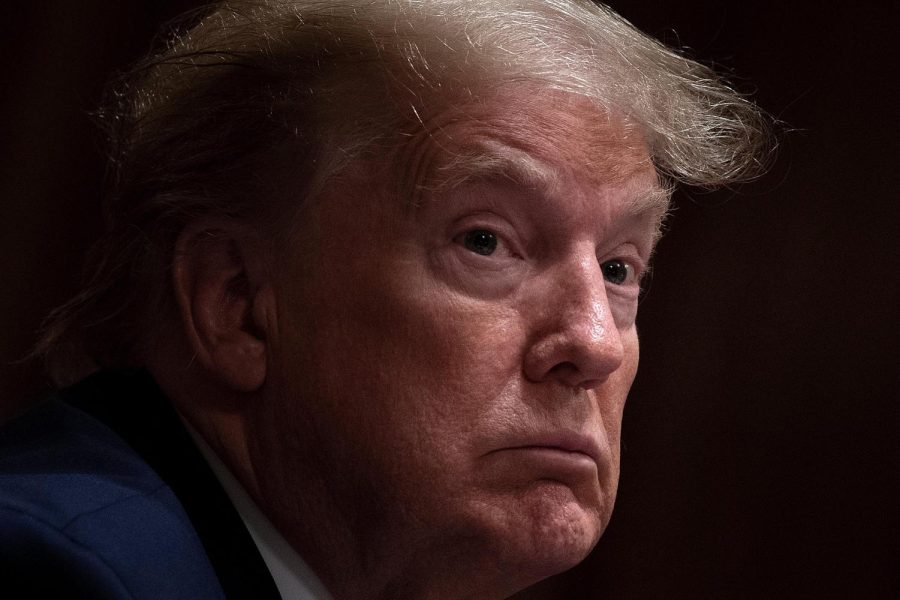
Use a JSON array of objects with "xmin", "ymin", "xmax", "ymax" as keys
[
  {"xmin": 625, "ymin": 184, "xmax": 672, "ymax": 221},
  {"xmin": 421, "ymin": 140, "xmax": 672, "ymax": 222},
  {"xmin": 421, "ymin": 140, "xmax": 556, "ymax": 195}
]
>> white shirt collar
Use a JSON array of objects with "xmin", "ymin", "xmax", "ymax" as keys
[{"xmin": 182, "ymin": 421, "xmax": 333, "ymax": 600}]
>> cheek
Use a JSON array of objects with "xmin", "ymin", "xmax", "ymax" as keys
[
  {"xmin": 600, "ymin": 329, "xmax": 639, "ymax": 451},
  {"xmin": 369, "ymin": 290, "xmax": 526, "ymax": 446},
  {"xmin": 278, "ymin": 257, "xmax": 526, "ymax": 461},
  {"xmin": 418, "ymin": 301, "xmax": 522, "ymax": 382}
]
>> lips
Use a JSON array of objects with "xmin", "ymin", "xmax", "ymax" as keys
[
  {"xmin": 517, "ymin": 432, "xmax": 601, "ymax": 462},
  {"xmin": 490, "ymin": 430, "xmax": 604, "ymax": 467}
]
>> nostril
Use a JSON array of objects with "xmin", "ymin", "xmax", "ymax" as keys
[
  {"xmin": 546, "ymin": 361, "xmax": 608, "ymax": 390},
  {"xmin": 548, "ymin": 361, "xmax": 578, "ymax": 377},
  {"xmin": 547, "ymin": 361, "xmax": 582, "ymax": 387}
]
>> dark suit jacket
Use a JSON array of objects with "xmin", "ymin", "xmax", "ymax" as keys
[{"xmin": 0, "ymin": 370, "xmax": 281, "ymax": 600}]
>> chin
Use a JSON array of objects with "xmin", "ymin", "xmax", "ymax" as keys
[{"xmin": 480, "ymin": 481, "xmax": 608, "ymax": 587}]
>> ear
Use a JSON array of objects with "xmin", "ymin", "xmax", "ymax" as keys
[{"xmin": 172, "ymin": 219, "xmax": 274, "ymax": 392}]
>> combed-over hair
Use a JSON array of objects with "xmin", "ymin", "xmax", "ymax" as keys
[{"xmin": 37, "ymin": 0, "xmax": 771, "ymax": 384}]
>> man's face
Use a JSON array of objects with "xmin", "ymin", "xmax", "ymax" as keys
[{"xmin": 253, "ymin": 89, "xmax": 666, "ymax": 592}]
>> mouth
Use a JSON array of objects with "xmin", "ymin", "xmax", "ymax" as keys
[
  {"xmin": 510, "ymin": 432, "xmax": 601, "ymax": 464},
  {"xmin": 487, "ymin": 431, "xmax": 605, "ymax": 475}
]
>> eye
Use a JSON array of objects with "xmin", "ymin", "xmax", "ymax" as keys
[
  {"xmin": 601, "ymin": 258, "xmax": 633, "ymax": 285},
  {"xmin": 462, "ymin": 229, "xmax": 498, "ymax": 256}
]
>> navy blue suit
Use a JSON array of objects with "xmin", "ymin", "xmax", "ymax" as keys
[{"xmin": 0, "ymin": 370, "xmax": 281, "ymax": 599}]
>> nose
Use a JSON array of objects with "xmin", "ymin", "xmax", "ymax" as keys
[{"xmin": 523, "ymin": 254, "xmax": 625, "ymax": 389}]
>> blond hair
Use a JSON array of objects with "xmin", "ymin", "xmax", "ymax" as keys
[{"xmin": 38, "ymin": 0, "xmax": 771, "ymax": 383}]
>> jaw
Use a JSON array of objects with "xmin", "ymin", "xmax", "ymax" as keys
[
  {"xmin": 250, "ymin": 453, "xmax": 611, "ymax": 600},
  {"xmin": 242, "ymin": 374, "xmax": 628, "ymax": 600},
  {"xmin": 367, "ymin": 463, "xmax": 613, "ymax": 597}
]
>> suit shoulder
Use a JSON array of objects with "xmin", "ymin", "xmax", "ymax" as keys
[
  {"xmin": 0, "ymin": 398, "xmax": 165, "ymax": 526},
  {"xmin": 0, "ymin": 502, "xmax": 134, "ymax": 599},
  {"xmin": 1, "ymin": 498, "xmax": 224, "ymax": 599},
  {"xmin": 0, "ymin": 399, "xmax": 225, "ymax": 599}
]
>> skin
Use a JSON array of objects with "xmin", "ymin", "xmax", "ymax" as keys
[{"xmin": 155, "ymin": 88, "xmax": 668, "ymax": 599}]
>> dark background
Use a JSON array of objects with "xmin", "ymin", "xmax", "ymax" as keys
[{"xmin": 1, "ymin": 2, "xmax": 896, "ymax": 598}]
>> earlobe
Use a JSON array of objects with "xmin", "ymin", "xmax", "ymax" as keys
[{"xmin": 172, "ymin": 221, "xmax": 271, "ymax": 392}]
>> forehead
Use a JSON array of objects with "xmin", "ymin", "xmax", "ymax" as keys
[{"xmin": 407, "ymin": 86, "xmax": 666, "ymax": 214}]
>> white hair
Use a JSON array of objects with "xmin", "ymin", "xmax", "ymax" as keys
[{"xmin": 142, "ymin": 0, "xmax": 768, "ymax": 183}]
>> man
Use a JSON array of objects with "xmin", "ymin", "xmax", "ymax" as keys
[{"xmin": 0, "ymin": 1, "xmax": 768, "ymax": 598}]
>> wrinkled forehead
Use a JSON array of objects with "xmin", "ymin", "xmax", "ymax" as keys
[{"xmin": 401, "ymin": 86, "xmax": 665, "ymax": 212}]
